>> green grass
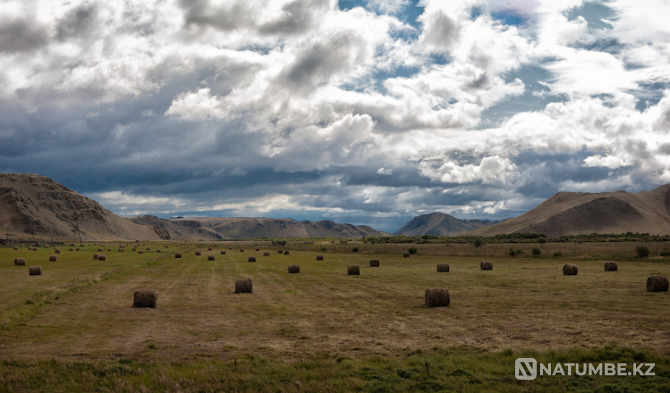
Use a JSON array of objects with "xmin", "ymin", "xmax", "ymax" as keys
[
  {"xmin": 1, "ymin": 242, "xmax": 669, "ymax": 391},
  {"xmin": 1, "ymin": 346, "xmax": 668, "ymax": 392}
]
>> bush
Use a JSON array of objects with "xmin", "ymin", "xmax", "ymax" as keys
[
  {"xmin": 553, "ymin": 251, "xmax": 562, "ymax": 257},
  {"xmin": 408, "ymin": 247, "xmax": 417, "ymax": 254},
  {"xmin": 660, "ymin": 251, "xmax": 670, "ymax": 257},
  {"xmin": 515, "ymin": 249, "xmax": 525, "ymax": 255},
  {"xmin": 352, "ymin": 247, "xmax": 359, "ymax": 253},
  {"xmin": 508, "ymin": 248, "xmax": 516, "ymax": 256},
  {"xmin": 636, "ymin": 245, "xmax": 650, "ymax": 258},
  {"xmin": 532, "ymin": 248, "xmax": 541, "ymax": 256},
  {"xmin": 473, "ymin": 238, "xmax": 485, "ymax": 248},
  {"xmin": 321, "ymin": 247, "xmax": 327, "ymax": 252}
]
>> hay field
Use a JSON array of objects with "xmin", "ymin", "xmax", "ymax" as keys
[{"xmin": 1, "ymin": 243, "xmax": 669, "ymax": 391}]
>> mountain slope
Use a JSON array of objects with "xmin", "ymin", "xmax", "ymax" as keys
[
  {"xmin": 0, "ymin": 173, "xmax": 164, "ymax": 241},
  {"xmin": 393, "ymin": 212, "xmax": 497, "ymax": 236},
  {"xmin": 130, "ymin": 216, "xmax": 388, "ymax": 240},
  {"xmin": 466, "ymin": 185, "xmax": 670, "ymax": 237}
]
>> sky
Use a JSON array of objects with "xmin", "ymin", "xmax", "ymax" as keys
[{"xmin": 0, "ymin": 0, "xmax": 669, "ymax": 232}]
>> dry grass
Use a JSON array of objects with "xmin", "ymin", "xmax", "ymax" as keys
[
  {"xmin": 563, "ymin": 264, "xmax": 579, "ymax": 275},
  {"xmin": 424, "ymin": 288, "xmax": 450, "ymax": 307},
  {"xmin": 646, "ymin": 276, "xmax": 669, "ymax": 292},
  {"xmin": 133, "ymin": 289, "xmax": 157, "ymax": 308},
  {"xmin": 437, "ymin": 263, "xmax": 449, "ymax": 272},
  {"xmin": 1, "ymin": 244, "xmax": 669, "ymax": 364}
]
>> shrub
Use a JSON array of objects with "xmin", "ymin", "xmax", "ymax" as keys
[
  {"xmin": 515, "ymin": 249, "xmax": 525, "ymax": 255},
  {"xmin": 553, "ymin": 251, "xmax": 562, "ymax": 257},
  {"xmin": 473, "ymin": 238, "xmax": 485, "ymax": 248},
  {"xmin": 352, "ymin": 247, "xmax": 359, "ymax": 252},
  {"xmin": 321, "ymin": 247, "xmax": 327, "ymax": 252},
  {"xmin": 636, "ymin": 246, "xmax": 650, "ymax": 258},
  {"xmin": 408, "ymin": 247, "xmax": 417, "ymax": 254},
  {"xmin": 532, "ymin": 248, "xmax": 541, "ymax": 256},
  {"xmin": 508, "ymin": 248, "xmax": 516, "ymax": 256},
  {"xmin": 660, "ymin": 251, "xmax": 670, "ymax": 257}
]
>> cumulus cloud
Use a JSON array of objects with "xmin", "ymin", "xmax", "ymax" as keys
[{"xmin": 0, "ymin": 0, "xmax": 669, "ymax": 231}]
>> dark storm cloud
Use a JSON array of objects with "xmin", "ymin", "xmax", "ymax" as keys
[
  {"xmin": 0, "ymin": 16, "xmax": 48, "ymax": 53},
  {"xmin": 56, "ymin": 3, "xmax": 99, "ymax": 41}
]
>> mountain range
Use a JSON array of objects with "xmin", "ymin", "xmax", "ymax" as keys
[{"xmin": 2, "ymin": 172, "xmax": 670, "ymax": 241}]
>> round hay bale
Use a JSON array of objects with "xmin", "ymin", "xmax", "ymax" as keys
[
  {"xmin": 604, "ymin": 262, "xmax": 618, "ymax": 271},
  {"xmin": 248, "ymin": 256, "xmax": 256, "ymax": 262},
  {"xmin": 156, "ymin": 249, "xmax": 161, "ymax": 253},
  {"xmin": 146, "ymin": 248, "xmax": 150, "ymax": 251},
  {"xmin": 369, "ymin": 259, "xmax": 380, "ymax": 267},
  {"xmin": 563, "ymin": 264, "xmax": 578, "ymax": 276},
  {"xmin": 284, "ymin": 251, "xmax": 290, "ymax": 255},
  {"xmin": 138, "ymin": 250, "xmax": 144, "ymax": 254},
  {"xmin": 347, "ymin": 265, "xmax": 360, "ymax": 275},
  {"xmin": 133, "ymin": 289, "xmax": 157, "ymax": 308},
  {"xmin": 208, "ymin": 255, "xmax": 215, "ymax": 261},
  {"xmin": 235, "ymin": 278, "xmax": 253, "ymax": 293},
  {"xmin": 164, "ymin": 245, "xmax": 169, "ymax": 248},
  {"xmin": 175, "ymin": 253, "xmax": 182, "ymax": 258},
  {"xmin": 69, "ymin": 248, "xmax": 74, "ymax": 252},
  {"xmin": 118, "ymin": 249, "xmax": 124, "ymax": 252},
  {"xmin": 107, "ymin": 248, "xmax": 112, "ymax": 252},
  {"xmin": 316, "ymin": 255, "xmax": 324, "ymax": 261},
  {"xmin": 14, "ymin": 258, "xmax": 26, "ymax": 266},
  {"xmin": 424, "ymin": 288, "xmax": 450, "ymax": 307},
  {"xmin": 403, "ymin": 252, "xmax": 410, "ymax": 258},
  {"xmin": 229, "ymin": 247, "xmax": 232, "ymax": 250},
  {"xmin": 195, "ymin": 251, "xmax": 202, "ymax": 256},
  {"xmin": 240, "ymin": 249, "xmax": 244, "ymax": 252},
  {"xmin": 480, "ymin": 261, "xmax": 493, "ymax": 270},
  {"xmin": 646, "ymin": 276, "xmax": 669, "ymax": 292},
  {"xmin": 70, "ymin": 243, "xmax": 75, "ymax": 247},
  {"xmin": 207, "ymin": 248, "xmax": 212, "ymax": 251},
  {"xmin": 75, "ymin": 248, "xmax": 80, "ymax": 251},
  {"xmin": 220, "ymin": 251, "xmax": 226, "ymax": 255},
  {"xmin": 98, "ymin": 255, "xmax": 107, "ymax": 261},
  {"xmin": 49, "ymin": 255, "xmax": 57, "ymax": 262},
  {"xmin": 255, "ymin": 248, "xmax": 260, "ymax": 251},
  {"xmin": 97, "ymin": 248, "xmax": 103, "ymax": 252},
  {"xmin": 263, "ymin": 252, "xmax": 270, "ymax": 256},
  {"xmin": 29, "ymin": 266, "xmax": 42, "ymax": 276},
  {"xmin": 437, "ymin": 263, "xmax": 450, "ymax": 272},
  {"xmin": 278, "ymin": 250, "xmax": 283, "ymax": 254},
  {"xmin": 13, "ymin": 246, "xmax": 18, "ymax": 250},
  {"xmin": 93, "ymin": 254, "xmax": 99, "ymax": 260},
  {"xmin": 288, "ymin": 265, "xmax": 300, "ymax": 273},
  {"xmin": 55, "ymin": 248, "xmax": 61, "ymax": 254}
]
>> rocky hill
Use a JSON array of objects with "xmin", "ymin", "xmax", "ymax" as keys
[
  {"xmin": 393, "ymin": 212, "xmax": 497, "ymax": 236},
  {"xmin": 130, "ymin": 215, "xmax": 388, "ymax": 240},
  {"xmin": 465, "ymin": 185, "xmax": 670, "ymax": 237},
  {"xmin": 0, "ymin": 173, "xmax": 165, "ymax": 241}
]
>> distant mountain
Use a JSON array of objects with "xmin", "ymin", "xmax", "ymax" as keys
[
  {"xmin": 0, "ymin": 173, "xmax": 165, "ymax": 241},
  {"xmin": 465, "ymin": 185, "xmax": 670, "ymax": 237},
  {"xmin": 129, "ymin": 216, "xmax": 389, "ymax": 240},
  {"xmin": 393, "ymin": 212, "xmax": 497, "ymax": 236}
]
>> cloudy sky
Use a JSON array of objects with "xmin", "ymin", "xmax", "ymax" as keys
[{"xmin": 1, "ymin": 0, "xmax": 669, "ymax": 232}]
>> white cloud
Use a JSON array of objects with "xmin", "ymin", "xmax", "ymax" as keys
[{"xmin": 2, "ymin": 0, "xmax": 670, "ymax": 226}]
